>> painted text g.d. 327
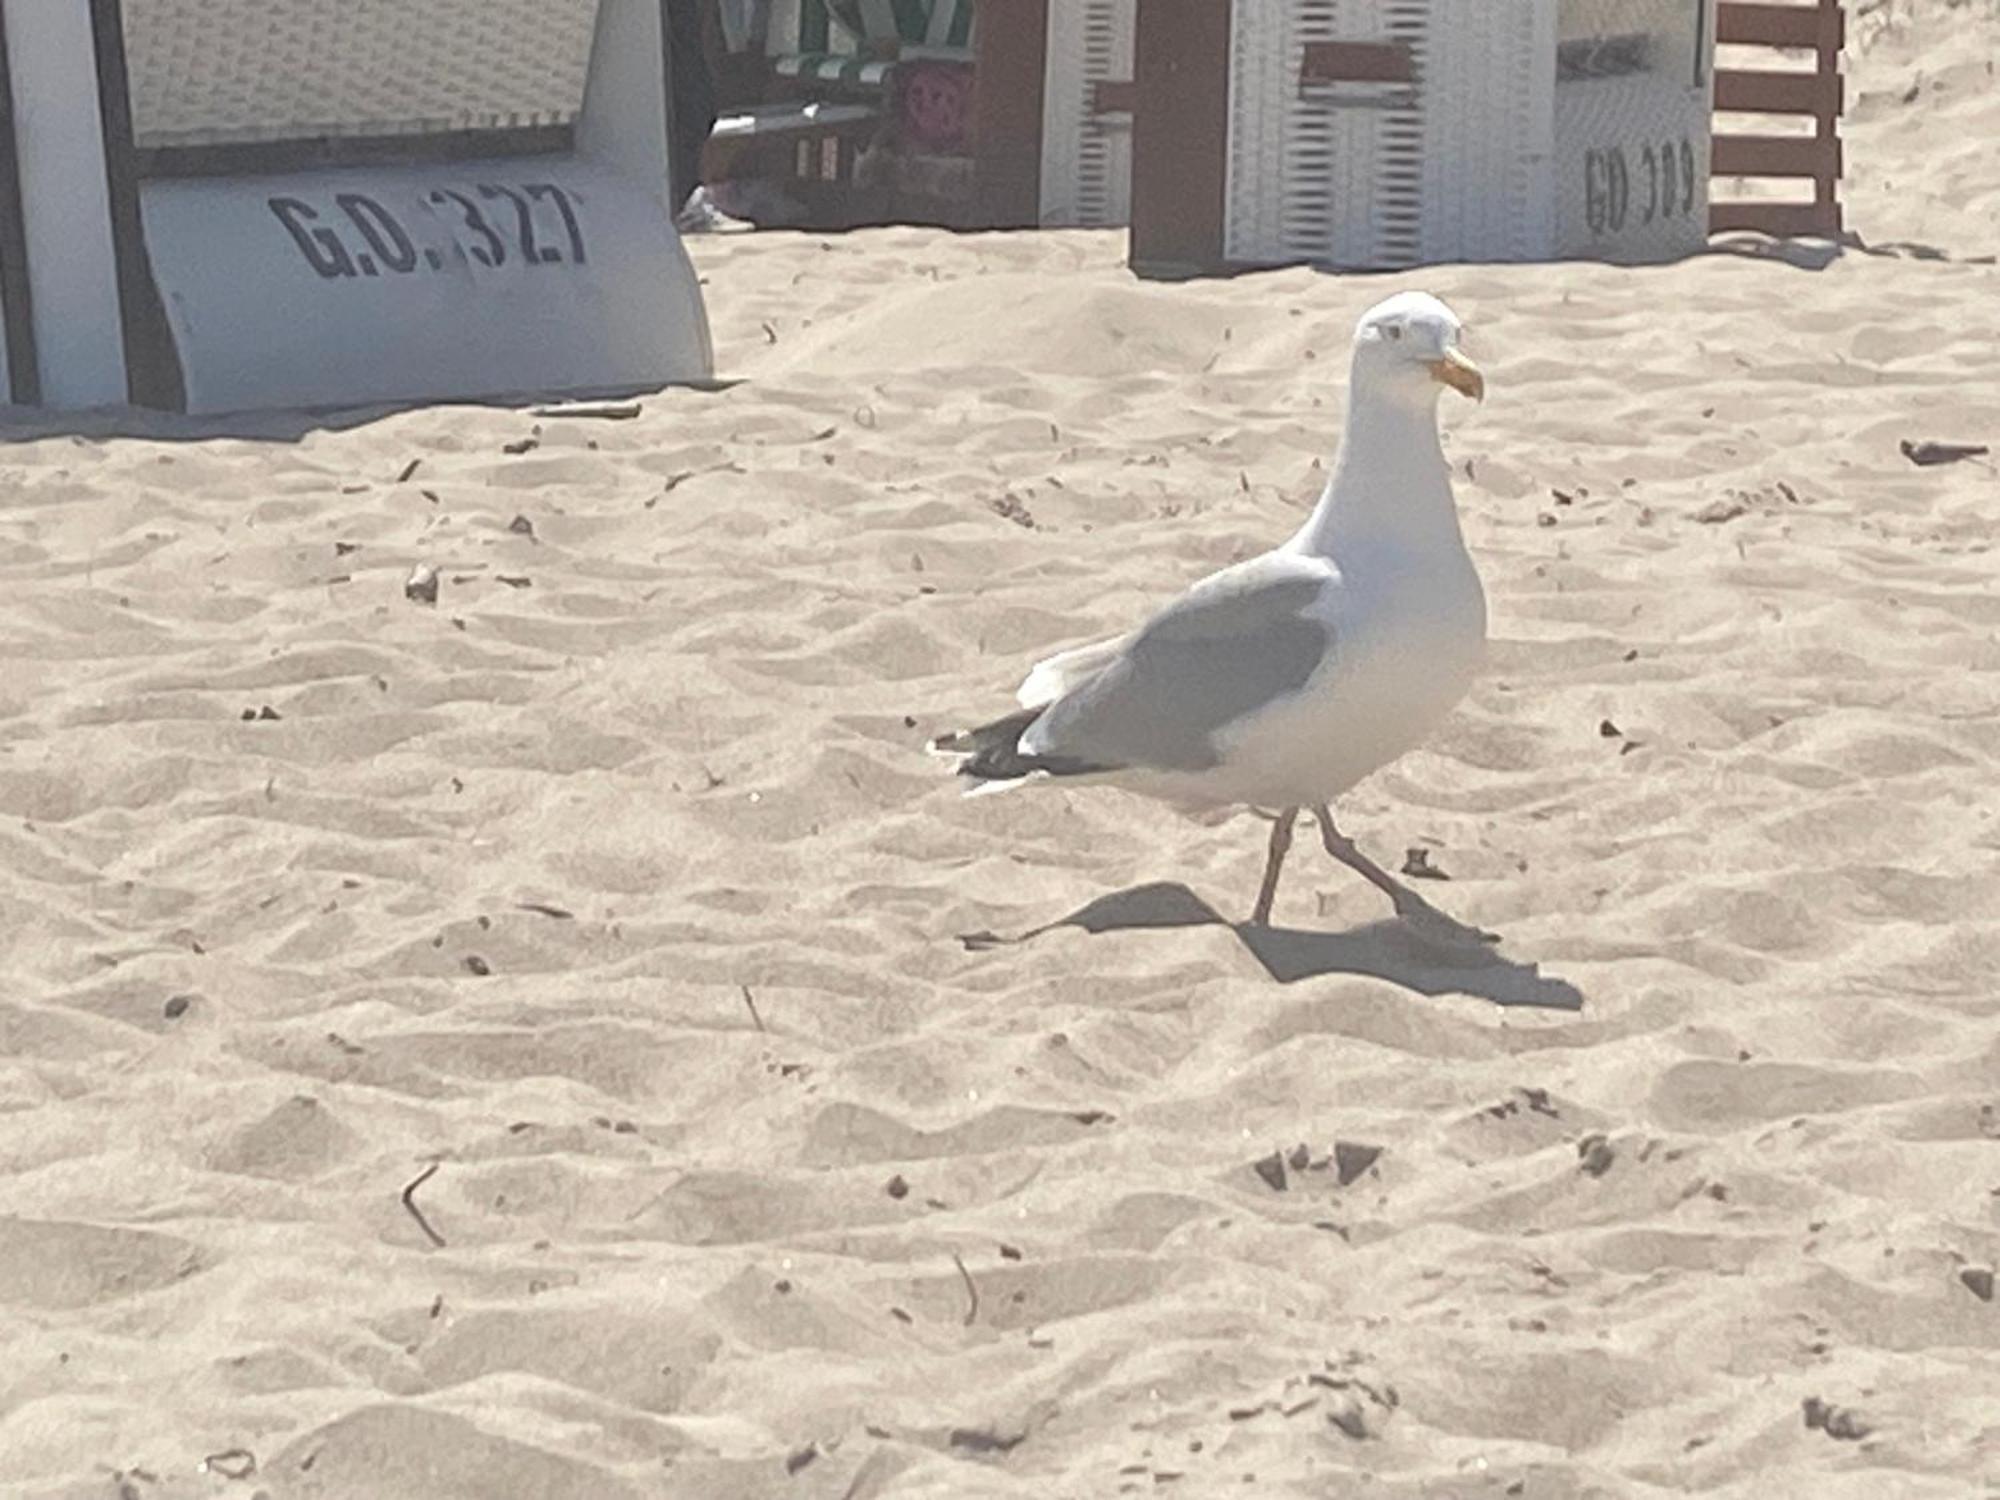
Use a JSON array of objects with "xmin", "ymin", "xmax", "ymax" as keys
[{"xmin": 267, "ymin": 183, "xmax": 588, "ymax": 280}]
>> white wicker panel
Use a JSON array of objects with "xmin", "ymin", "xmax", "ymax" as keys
[
  {"xmin": 1228, "ymin": 0, "xmax": 1415, "ymax": 269},
  {"xmin": 1415, "ymin": 0, "xmax": 1554, "ymax": 263},
  {"xmin": 1558, "ymin": 0, "xmax": 1702, "ymax": 41},
  {"xmin": 1278, "ymin": 0, "xmax": 1344, "ymax": 266},
  {"xmin": 1222, "ymin": 0, "xmax": 1287, "ymax": 262},
  {"xmin": 1039, "ymin": 0, "xmax": 1135, "ymax": 227},
  {"xmin": 1368, "ymin": 0, "xmax": 1429, "ymax": 267},
  {"xmin": 124, "ymin": 0, "xmax": 602, "ymax": 148}
]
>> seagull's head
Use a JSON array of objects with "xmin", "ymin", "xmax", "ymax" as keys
[{"xmin": 1350, "ymin": 291, "xmax": 1484, "ymax": 406}]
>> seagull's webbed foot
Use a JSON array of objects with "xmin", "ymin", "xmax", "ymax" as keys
[{"xmin": 1315, "ymin": 805, "xmax": 1499, "ymax": 946}]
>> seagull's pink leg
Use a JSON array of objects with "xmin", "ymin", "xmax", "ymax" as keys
[{"xmin": 1249, "ymin": 807, "xmax": 1299, "ymax": 926}]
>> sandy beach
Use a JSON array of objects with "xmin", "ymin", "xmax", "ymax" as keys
[{"xmin": 3, "ymin": 5, "xmax": 1998, "ymax": 1497}]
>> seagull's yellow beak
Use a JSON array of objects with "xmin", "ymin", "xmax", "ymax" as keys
[{"xmin": 1429, "ymin": 347, "xmax": 1485, "ymax": 402}]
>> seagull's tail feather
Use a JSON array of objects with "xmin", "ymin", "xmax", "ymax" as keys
[
  {"xmin": 1016, "ymin": 633, "xmax": 1127, "ymax": 708},
  {"xmin": 929, "ymin": 706, "xmax": 1118, "ymax": 791}
]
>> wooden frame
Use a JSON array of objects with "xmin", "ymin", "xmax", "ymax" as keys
[
  {"xmin": 1709, "ymin": 0, "xmax": 1844, "ymax": 238},
  {"xmin": 1298, "ymin": 40, "xmax": 1413, "ymax": 87},
  {"xmin": 968, "ymin": 0, "xmax": 1049, "ymax": 226},
  {"xmin": 1127, "ymin": 0, "xmax": 1231, "ymax": 277}
]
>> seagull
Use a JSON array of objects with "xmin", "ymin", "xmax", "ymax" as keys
[{"xmin": 931, "ymin": 291, "xmax": 1490, "ymax": 933}]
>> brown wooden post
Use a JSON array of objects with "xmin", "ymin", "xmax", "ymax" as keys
[
  {"xmin": 1812, "ymin": 0, "xmax": 1843, "ymax": 234},
  {"xmin": 971, "ymin": 0, "xmax": 1050, "ymax": 228},
  {"xmin": 1128, "ymin": 0, "xmax": 1233, "ymax": 278}
]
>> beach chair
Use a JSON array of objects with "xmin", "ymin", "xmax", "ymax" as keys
[
  {"xmin": 2, "ymin": 0, "xmax": 712, "ymax": 412},
  {"xmin": 1125, "ymin": 0, "xmax": 1729, "ymax": 278},
  {"xmin": 709, "ymin": 0, "xmax": 1144, "ymax": 232},
  {"xmin": 708, "ymin": 0, "xmax": 978, "ymax": 222}
]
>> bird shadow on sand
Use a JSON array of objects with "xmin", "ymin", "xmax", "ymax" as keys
[{"xmin": 962, "ymin": 882, "xmax": 1583, "ymax": 1012}]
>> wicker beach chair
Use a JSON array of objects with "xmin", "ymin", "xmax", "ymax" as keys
[{"xmin": 708, "ymin": 0, "xmax": 976, "ymax": 223}]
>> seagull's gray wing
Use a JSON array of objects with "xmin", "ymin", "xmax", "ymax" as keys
[{"xmin": 1020, "ymin": 553, "xmax": 1334, "ymax": 774}]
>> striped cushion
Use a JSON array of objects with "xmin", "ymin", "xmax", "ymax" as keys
[
  {"xmin": 772, "ymin": 52, "xmax": 894, "ymax": 87},
  {"xmin": 825, "ymin": 0, "xmax": 923, "ymax": 40},
  {"xmin": 778, "ymin": 0, "xmax": 973, "ymax": 99}
]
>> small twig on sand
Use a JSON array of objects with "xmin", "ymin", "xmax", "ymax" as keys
[
  {"xmin": 740, "ymin": 985, "xmax": 766, "ymax": 1032},
  {"xmin": 952, "ymin": 1252, "xmax": 979, "ymax": 1327},
  {"xmin": 401, "ymin": 1162, "xmax": 446, "ymax": 1248},
  {"xmin": 531, "ymin": 400, "xmax": 642, "ymax": 421}
]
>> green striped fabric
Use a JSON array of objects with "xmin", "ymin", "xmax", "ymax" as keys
[
  {"xmin": 799, "ymin": 0, "xmax": 830, "ymax": 50},
  {"xmin": 928, "ymin": 0, "xmax": 974, "ymax": 48},
  {"xmin": 772, "ymin": 52, "xmax": 894, "ymax": 85},
  {"xmin": 810, "ymin": 0, "xmax": 973, "ymax": 46},
  {"xmin": 824, "ymin": 0, "xmax": 930, "ymax": 42},
  {"xmin": 777, "ymin": 0, "xmax": 974, "ymax": 95}
]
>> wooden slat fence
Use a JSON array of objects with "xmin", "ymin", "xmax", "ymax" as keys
[{"xmin": 1710, "ymin": 0, "xmax": 1845, "ymax": 237}]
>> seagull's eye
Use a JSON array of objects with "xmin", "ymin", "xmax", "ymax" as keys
[{"xmin": 1384, "ymin": 324, "xmax": 1404, "ymax": 341}]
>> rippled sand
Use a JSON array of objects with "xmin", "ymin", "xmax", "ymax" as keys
[{"xmin": 5, "ymin": 8, "xmax": 1998, "ymax": 1497}]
